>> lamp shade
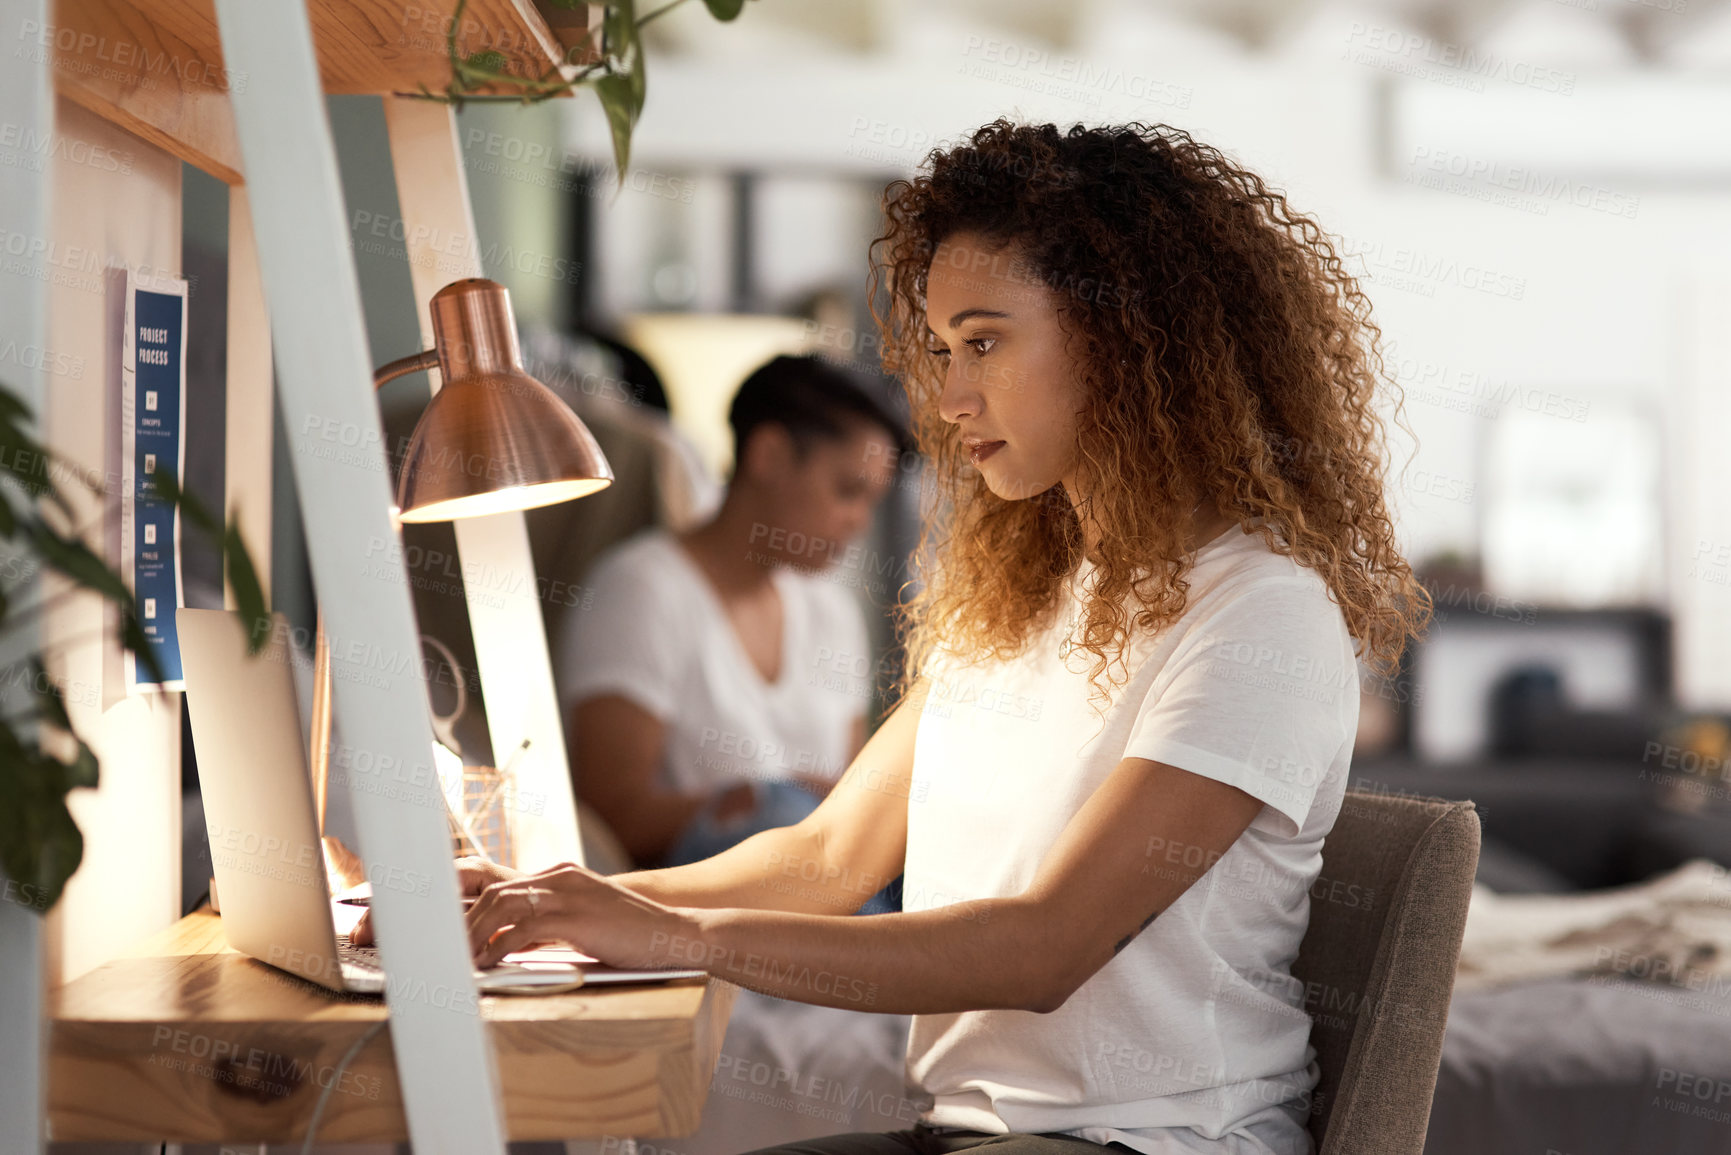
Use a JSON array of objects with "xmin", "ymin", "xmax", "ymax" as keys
[{"xmin": 395, "ymin": 278, "xmax": 613, "ymax": 523}]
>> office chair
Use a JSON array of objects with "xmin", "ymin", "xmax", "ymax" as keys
[{"xmin": 1294, "ymin": 790, "xmax": 1481, "ymax": 1154}]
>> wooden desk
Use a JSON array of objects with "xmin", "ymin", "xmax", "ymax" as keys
[{"xmin": 48, "ymin": 910, "xmax": 737, "ymax": 1143}]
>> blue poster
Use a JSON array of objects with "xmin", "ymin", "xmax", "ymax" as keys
[{"xmin": 122, "ymin": 273, "xmax": 188, "ymax": 693}]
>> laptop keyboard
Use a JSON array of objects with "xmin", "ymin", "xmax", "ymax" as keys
[
  {"xmin": 333, "ymin": 932, "xmax": 591, "ymax": 993},
  {"xmin": 336, "ymin": 933, "xmax": 383, "ymax": 976}
]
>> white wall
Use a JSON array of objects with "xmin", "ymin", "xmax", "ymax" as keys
[{"xmin": 44, "ymin": 98, "xmax": 186, "ymax": 985}]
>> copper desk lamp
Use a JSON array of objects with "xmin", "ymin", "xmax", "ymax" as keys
[{"xmin": 308, "ymin": 278, "xmax": 613, "ymax": 865}]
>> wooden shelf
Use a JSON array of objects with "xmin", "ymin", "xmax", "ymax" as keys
[{"xmin": 48, "ymin": 0, "xmax": 596, "ymax": 183}]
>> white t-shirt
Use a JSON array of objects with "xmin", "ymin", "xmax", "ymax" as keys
[
  {"xmin": 903, "ymin": 526, "xmax": 1360, "ymax": 1155},
  {"xmin": 558, "ymin": 528, "xmax": 870, "ymax": 796}
]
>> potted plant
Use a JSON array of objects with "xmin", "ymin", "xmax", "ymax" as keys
[
  {"xmin": 419, "ymin": 0, "xmax": 751, "ymax": 186},
  {"xmin": 0, "ymin": 382, "xmax": 269, "ymax": 914}
]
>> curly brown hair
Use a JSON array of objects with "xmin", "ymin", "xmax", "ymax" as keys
[{"xmin": 867, "ymin": 119, "xmax": 1430, "ymax": 713}]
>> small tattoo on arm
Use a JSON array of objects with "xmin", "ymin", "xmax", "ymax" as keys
[{"xmin": 1113, "ymin": 909, "xmax": 1159, "ymax": 954}]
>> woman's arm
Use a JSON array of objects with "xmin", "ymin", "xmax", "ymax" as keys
[
  {"xmin": 361, "ymin": 689, "xmax": 916, "ymax": 948},
  {"xmin": 467, "ymin": 741, "xmax": 1263, "ymax": 1016},
  {"xmin": 679, "ymin": 755, "xmax": 1264, "ymax": 1013},
  {"xmin": 572, "ymin": 694, "xmax": 754, "ymax": 864},
  {"xmin": 609, "ymin": 684, "xmax": 922, "ymax": 913}
]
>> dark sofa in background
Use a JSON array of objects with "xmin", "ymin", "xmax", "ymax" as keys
[
  {"xmin": 1358, "ymin": 601, "xmax": 1731, "ymax": 892},
  {"xmin": 1349, "ymin": 757, "xmax": 1731, "ymax": 893}
]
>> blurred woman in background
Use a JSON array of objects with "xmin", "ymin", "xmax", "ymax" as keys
[{"xmin": 560, "ymin": 353, "xmax": 910, "ymax": 887}]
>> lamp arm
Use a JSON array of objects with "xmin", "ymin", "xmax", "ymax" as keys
[{"xmin": 373, "ymin": 348, "xmax": 440, "ymax": 389}]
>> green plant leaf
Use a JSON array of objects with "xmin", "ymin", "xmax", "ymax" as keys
[
  {"xmin": 61, "ymin": 738, "xmax": 99, "ymax": 791},
  {"xmin": 594, "ymin": 72, "xmax": 638, "ymax": 191},
  {"xmin": 118, "ymin": 606, "xmax": 166, "ymax": 688},
  {"xmin": 26, "ymin": 659, "xmax": 69, "ymax": 731},
  {"xmin": 0, "ymin": 379, "xmax": 271, "ymax": 915},
  {"xmin": 154, "ymin": 469, "xmax": 270, "ymax": 654},
  {"xmin": 609, "ymin": 0, "xmax": 646, "ymax": 118},
  {"xmin": 0, "ymin": 745, "xmax": 86, "ymax": 914},
  {"xmin": 603, "ymin": 0, "xmax": 635, "ymax": 61},
  {"xmin": 0, "ymin": 389, "xmax": 32, "ymax": 424},
  {"xmin": 150, "ymin": 468, "xmax": 209, "ymax": 536},
  {"xmin": 627, "ymin": 23, "xmax": 646, "ymax": 118},
  {"xmin": 26, "ymin": 522, "xmax": 130, "ymax": 605},
  {"xmin": 464, "ymin": 49, "xmax": 508, "ymax": 75},
  {"xmin": 701, "ymin": 0, "xmax": 747, "ymax": 19},
  {"xmin": 0, "ymin": 416, "xmax": 60, "ymax": 510},
  {"xmin": 224, "ymin": 520, "xmax": 271, "ymax": 655}
]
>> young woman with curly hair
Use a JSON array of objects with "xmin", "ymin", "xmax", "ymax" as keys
[{"xmin": 392, "ymin": 119, "xmax": 1431, "ymax": 1155}]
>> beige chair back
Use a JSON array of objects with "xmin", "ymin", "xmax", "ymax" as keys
[{"xmin": 1294, "ymin": 790, "xmax": 1480, "ymax": 1154}]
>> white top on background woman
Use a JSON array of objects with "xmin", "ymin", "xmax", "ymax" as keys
[{"xmin": 558, "ymin": 353, "xmax": 908, "ymax": 869}]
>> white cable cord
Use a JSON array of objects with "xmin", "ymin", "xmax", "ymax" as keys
[{"xmin": 300, "ymin": 1018, "xmax": 387, "ymax": 1155}]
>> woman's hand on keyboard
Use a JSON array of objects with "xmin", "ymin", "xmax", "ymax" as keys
[
  {"xmin": 466, "ymin": 861, "xmax": 697, "ymax": 971},
  {"xmin": 349, "ymin": 856, "xmax": 528, "ymax": 946},
  {"xmin": 455, "ymin": 855, "xmax": 525, "ymax": 895}
]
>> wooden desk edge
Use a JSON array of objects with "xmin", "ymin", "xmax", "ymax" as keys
[{"xmin": 48, "ymin": 911, "xmax": 739, "ymax": 1143}]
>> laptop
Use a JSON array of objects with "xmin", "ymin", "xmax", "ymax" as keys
[{"xmin": 178, "ymin": 608, "xmax": 703, "ymax": 995}]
